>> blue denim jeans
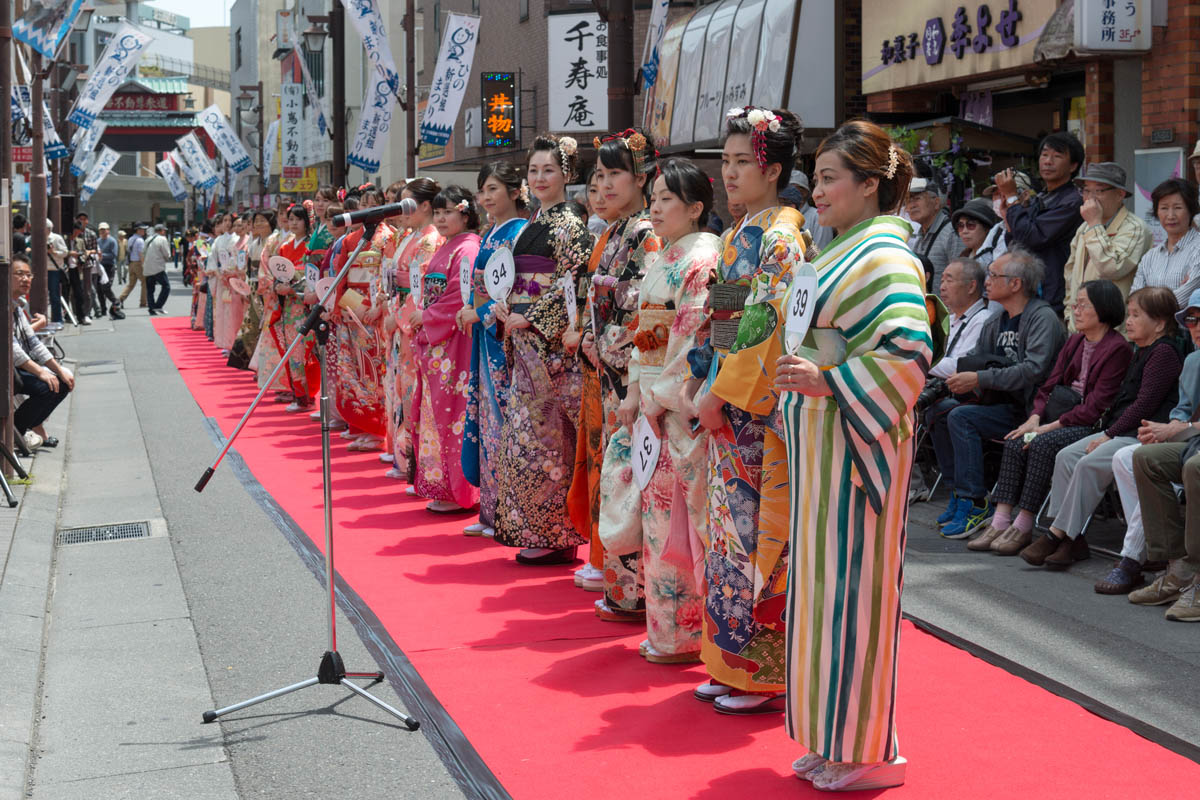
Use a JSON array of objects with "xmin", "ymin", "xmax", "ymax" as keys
[{"xmin": 931, "ymin": 401, "xmax": 1021, "ymax": 500}]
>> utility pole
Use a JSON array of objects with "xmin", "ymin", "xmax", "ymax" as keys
[
  {"xmin": 29, "ymin": 53, "xmax": 47, "ymax": 317},
  {"xmin": 1, "ymin": 0, "xmax": 14, "ymax": 471},
  {"xmin": 404, "ymin": 0, "xmax": 415, "ymax": 176},
  {"xmin": 331, "ymin": 4, "xmax": 345, "ymax": 187},
  {"xmin": 607, "ymin": 0, "xmax": 634, "ymax": 131}
]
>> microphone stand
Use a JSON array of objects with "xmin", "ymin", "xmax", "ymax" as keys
[{"xmin": 195, "ymin": 221, "xmax": 419, "ymax": 730}]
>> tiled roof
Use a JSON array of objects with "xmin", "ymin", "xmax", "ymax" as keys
[{"xmin": 122, "ymin": 76, "xmax": 190, "ymax": 94}]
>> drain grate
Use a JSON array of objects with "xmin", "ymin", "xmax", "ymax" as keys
[{"xmin": 56, "ymin": 521, "xmax": 151, "ymax": 546}]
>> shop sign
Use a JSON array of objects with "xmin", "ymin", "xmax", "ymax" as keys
[
  {"xmin": 547, "ymin": 12, "xmax": 608, "ymax": 133},
  {"xmin": 1075, "ymin": 0, "xmax": 1150, "ymax": 51},
  {"xmin": 863, "ymin": 0, "xmax": 1057, "ymax": 94},
  {"xmin": 481, "ymin": 72, "xmax": 517, "ymax": 148},
  {"xmin": 103, "ymin": 93, "xmax": 180, "ymax": 112},
  {"xmin": 280, "ymin": 166, "xmax": 318, "ymax": 194}
]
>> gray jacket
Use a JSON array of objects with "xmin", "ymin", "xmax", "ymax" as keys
[
  {"xmin": 909, "ymin": 208, "xmax": 963, "ymax": 293},
  {"xmin": 969, "ymin": 297, "xmax": 1066, "ymax": 413}
]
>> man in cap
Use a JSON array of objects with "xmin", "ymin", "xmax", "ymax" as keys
[
  {"xmin": 786, "ymin": 170, "xmax": 833, "ymax": 251},
  {"xmin": 1063, "ymin": 162, "xmax": 1152, "ymax": 330},
  {"xmin": 1130, "ymin": 288, "xmax": 1200, "ymax": 620},
  {"xmin": 143, "ymin": 223, "xmax": 172, "ymax": 315},
  {"xmin": 906, "ymin": 176, "xmax": 963, "ymax": 293},
  {"xmin": 120, "ymin": 222, "xmax": 148, "ymax": 308},
  {"xmin": 94, "ymin": 222, "xmax": 124, "ymax": 320},
  {"xmin": 982, "ymin": 169, "xmax": 1035, "ymax": 264},
  {"xmin": 993, "ymin": 131, "xmax": 1085, "ymax": 315}
]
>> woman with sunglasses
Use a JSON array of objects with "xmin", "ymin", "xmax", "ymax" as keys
[{"xmin": 951, "ymin": 198, "xmax": 1001, "ymax": 267}]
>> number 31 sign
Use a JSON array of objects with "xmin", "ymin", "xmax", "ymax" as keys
[{"xmin": 784, "ymin": 263, "xmax": 819, "ymax": 355}]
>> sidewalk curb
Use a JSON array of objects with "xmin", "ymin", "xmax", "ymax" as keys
[{"xmin": 0, "ymin": 400, "xmax": 70, "ymax": 800}]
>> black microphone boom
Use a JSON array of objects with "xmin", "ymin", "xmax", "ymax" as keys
[{"xmin": 333, "ymin": 198, "xmax": 416, "ymax": 228}]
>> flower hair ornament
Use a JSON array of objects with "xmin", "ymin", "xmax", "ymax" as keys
[
  {"xmin": 726, "ymin": 106, "xmax": 782, "ymax": 171},
  {"xmin": 456, "ymin": 198, "xmax": 471, "ymax": 214},
  {"xmin": 557, "ymin": 136, "xmax": 578, "ymax": 177},
  {"xmin": 519, "ymin": 180, "xmax": 531, "ymax": 206},
  {"xmin": 593, "ymin": 128, "xmax": 656, "ymax": 176},
  {"xmin": 883, "ymin": 144, "xmax": 899, "ymax": 180}
]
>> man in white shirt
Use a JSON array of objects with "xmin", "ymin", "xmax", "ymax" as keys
[
  {"xmin": 143, "ymin": 223, "xmax": 173, "ymax": 315},
  {"xmin": 929, "ymin": 258, "xmax": 1000, "ymax": 380},
  {"xmin": 120, "ymin": 222, "xmax": 148, "ymax": 308}
]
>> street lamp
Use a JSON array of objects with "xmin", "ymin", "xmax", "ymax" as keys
[{"xmin": 302, "ymin": 22, "xmax": 327, "ymax": 54}]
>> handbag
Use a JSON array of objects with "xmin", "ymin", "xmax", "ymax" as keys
[{"xmin": 1042, "ymin": 384, "xmax": 1082, "ymax": 423}]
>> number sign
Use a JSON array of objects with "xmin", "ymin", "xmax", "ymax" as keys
[
  {"xmin": 268, "ymin": 255, "xmax": 296, "ymax": 282},
  {"xmin": 631, "ymin": 415, "xmax": 661, "ymax": 491},
  {"xmin": 484, "ymin": 246, "xmax": 515, "ymax": 301},
  {"xmin": 459, "ymin": 255, "xmax": 473, "ymax": 305},
  {"xmin": 784, "ymin": 263, "xmax": 819, "ymax": 355}
]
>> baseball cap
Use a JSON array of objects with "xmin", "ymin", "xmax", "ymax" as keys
[{"xmin": 98, "ymin": 221, "xmax": 110, "ymax": 230}]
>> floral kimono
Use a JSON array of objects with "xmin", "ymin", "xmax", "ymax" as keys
[
  {"xmin": 331, "ymin": 223, "xmax": 394, "ymax": 438},
  {"xmin": 567, "ymin": 222, "xmax": 617, "ymax": 568},
  {"xmin": 274, "ymin": 233, "xmax": 317, "ymax": 399},
  {"xmin": 391, "ymin": 225, "xmax": 443, "ymax": 476},
  {"xmin": 696, "ymin": 206, "xmax": 804, "ymax": 692},
  {"xmin": 380, "ymin": 227, "xmax": 413, "ymax": 459},
  {"xmin": 210, "ymin": 232, "xmax": 243, "ymax": 351},
  {"xmin": 463, "ymin": 217, "xmax": 528, "ymax": 526},
  {"xmin": 781, "ymin": 217, "xmax": 930, "ymax": 764},
  {"xmin": 591, "ymin": 212, "xmax": 662, "ymax": 610},
  {"xmin": 493, "ymin": 202, "xmax": 593, "ymax": 551},
  {"xmin": 630, "ymin": 231, "xmax": 720, "ymax": 654},
  {"xmin": 412, "ymin": 232, "xmax": 482, "ymax": 507},
  {"xmin": 254, "ymin": 233, "xmax": 290, "ymax": 391}
]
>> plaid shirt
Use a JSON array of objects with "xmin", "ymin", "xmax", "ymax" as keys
[
  {"xmin": 1131, "ymin": 226, "xmax": 1200, "ymax": 309},
  {"xmin": 12, "ymin": 300, "xmax": 51, "ymax": 369},
  {"xmin": 72, "ymin": 225, "xmax": 97, "ymax": 253}
]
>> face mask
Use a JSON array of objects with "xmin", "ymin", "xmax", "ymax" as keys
[{"xmin": 992, "ymin": 197, "xmax": 1005, "ymax": 217}]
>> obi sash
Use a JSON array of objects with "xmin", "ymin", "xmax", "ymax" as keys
[
  {"xmin": 633, "ymin": 306, "xmax": 676, "ymax": 368},
  {"xmin": 423, "ymin": 271, "xmax": 447, "ymax": 308},
  {"xmin": 510, "ymin": 254, "xmax": 556, "ymax": 314}
]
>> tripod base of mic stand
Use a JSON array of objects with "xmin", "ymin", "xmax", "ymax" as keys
[{"xmin": 201, "ymin": 650, "xmax": 420, "ymax": 731}]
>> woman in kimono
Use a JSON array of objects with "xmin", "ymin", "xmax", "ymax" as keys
[
  {"xmin": 409, "ymin": 186, "xmax": 482, "ymax": 512},
  {"xmin": 777, "ymin": 120, "xmax": 927, "ymax": 791},
  {"xmin": 618, "ymin": 158, "xmax": 719, "ymax": 662},
  {"xmin": 250, "ymin": 210, "xmax": 289, "ymax": 393},
  {"xmin": 458, "ymin": 163, "xmax": 528, "ymax": 534},
  {"xmin": 275, "ymin": 205, "xmax": 318, "ymax": 410},
  {"xmin": 586, "ymin": 128, "xmax": 662, "ymax": 619},
  {"xmin": 567, "ymin": 167, "xmax": 619, "ymax": 587},
  {"xmin": 378, "ymin": 181, "xmax": 414, "ymax": 473},
  {"xmin": 207, "ymin": 213, "xmax": 236, "ymax": 352},
  {"xmin": 388, "ymin": 179, "xmax": 443, "ymax": 483},
  {"xmin": 493, "ymin": 134, "xmax": 594, "ymax": 565},
  {"xmin": 331, "ymin": 187, "xmax": 395, "ymax": 451},
  {"xmin": 691, "ymin": 106, "xmax": 806, "ymax": 714}
]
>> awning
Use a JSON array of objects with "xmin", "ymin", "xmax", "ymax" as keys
[{"xmin": 1034, "ymin": 0, "xmax": 1077, "ymax": 63}]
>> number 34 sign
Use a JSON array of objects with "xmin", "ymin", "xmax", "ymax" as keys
[
  {"xmin": 484, "ymin": 246, "xmax": 515, "ymax": 301},
  {"xmin": 784, "ymin": 263, "xmax": 818, "ymax": 355}
]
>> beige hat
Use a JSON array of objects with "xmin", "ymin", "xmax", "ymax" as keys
[
  {"xmin": 1190, "ymin": 140, "xmax": 1200, "ymax": 164},
  {"xmin": 983, "ymin": 169, "xmax": 1034, "ymax": 198},
  {"xmin": 98, "ymin": 221, "xmax": 110, "ymax": 230}
]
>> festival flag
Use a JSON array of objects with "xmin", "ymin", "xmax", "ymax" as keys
[
  {"xmin": 79, "ymin": 145, "xmax": 120, "ymax": 204},
  {"xmin": 69, "ymin": 120, "xmax": 106, "ymax": 177},
  {"xmin": 42, "ymin": 101, "xmax": 68, "ymax": 159},
  {"xmin": 198, "ymin": 104, "xmax": 253, "ymax": 174},
  {"xmin": 69, "ymin": 22, "xmax": 154, "ymax": 129},
  {"xmin": 263, "ymin": 118, "xmax": 280, "ymax": 183},
  {"xmin": 157, "ymin": 158, "xmax": 188, "ymax": 202},
  {"xmin": 340, "ymin": 0, "xmax": 402, "ymax": 173},
  {"xmin": 175, "ymin": 132, "xmax": 220, "ymax": 191},
  {"xmin": 14, "ymin": 0, "xmax": 86, "ymax": 60},
  {"xmin": 419, "ymin": 13, "xmax": 480, "ymax": 146}
]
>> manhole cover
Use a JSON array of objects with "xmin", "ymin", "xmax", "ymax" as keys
[{"xmin": 56, "ymin": 521, "xmax": 151, "ymax": 546}]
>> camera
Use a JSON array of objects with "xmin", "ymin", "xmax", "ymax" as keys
[{"xmin": 916, "ymin": 377, "xmax": 948, "ymax": 413}]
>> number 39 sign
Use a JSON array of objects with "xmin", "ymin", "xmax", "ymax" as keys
[
  {"xmin": 784, "ymin": 263, "xmax": 819, "ymax": 355},
  {"xmin": 484, "ymin": 246, "xmax": 515, "ymax": 302}
]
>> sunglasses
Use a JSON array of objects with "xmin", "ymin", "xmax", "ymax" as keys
[{"xmin": 1184, "ymin": 314, "xmax": 1200, "ymax": 328}]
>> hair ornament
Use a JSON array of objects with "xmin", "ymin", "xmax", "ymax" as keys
[
  {"xmin": 557, "ymin": 135, "xmax": 578, "ymax": 177},
  {"xmin": 884, "ymin": 144, "xmax": 899, "ymax": 180},
  {"xmin": 519, "ymin": 180, "xmax": 531, "ymax": 205},
  {"xmin": 456, "ymin": 198, "xmax": 471, "ymax": 213},
  {"xmin": 336, "ymin": 188, "xmax": 347, "ymax": 202},
  {"xmin": 599, "ymin": 128, "xmax": 654, "ymax": 175},
  {"xmin": 726, "ymin": 106, "xmax": 780, "ymax": 172}
]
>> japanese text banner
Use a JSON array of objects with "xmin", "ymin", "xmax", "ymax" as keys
[
  {"xmin": 14, "ymin": 0, "xmax": 85, "ymax": 60},
  {"xmin": 69, "ymin": 120, "xmax": 107, "ymax": 177},
  {"xmin": 69, "ymin": 23, "xmax": 154, "ymax": 129},
  {"xmin": 175, "ymin": 132, "xmax": 220, "ymax": 191},
  {"xmin": 263, "ymin": 118, "xmax": 280, "ymax": 184},
  {"xmin": 42, "ymin": 101, "xmax": 68, "ymax": 159},
  {"xmin": 157, "ymin": 158, "xmax": 189, "ymax": 202},
  {"xmin": 79, "ymin": 146, "xmax": 120, "ymax": 204},
  {"xmin": 199, "ymin": 104, "xmax": 253, "ymax": 174},
  {"xmin": 420, "ymin": 12, "xmax": 480, "ymax": 146},
  {"xmin": 547, "ymin": 12, "xmax": 608, "ymax": 133}
]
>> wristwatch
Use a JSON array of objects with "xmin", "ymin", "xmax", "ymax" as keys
[{"xmin": 1005, "ymin": 195, "xmax": 1019, "ymax": 207}]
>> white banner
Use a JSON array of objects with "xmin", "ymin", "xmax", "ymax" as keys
[
  {"xmin": 548, "ymin": 13, "xmax": 608, "ymax": 133},
  {"xmin": 420, "ymin": 12, "xmax": 480, "ymax": 146},
  {"xmin": 263, "ymin": 118, "xmax": 280, "ymax": 184},
  {"xmin": 69, "ymin": 120, "xmax": 106, "ymax": 177},
  {"xmin": 14, "ymin": 0, "xmax": 85, "ymax": 59},
  {"xmin": 157, "ymin": 158, "xmax": 188, "ymax": 202},
  {"xmin": 339, "ymin": 0, "xmax": 399, "ymax": 86},
  {"xmin": 79, "ymin": 145, "xmax": 120, "ymax": 204},
  {"xmin": 639, "ymin": 0, "xmax": 670, "ymax": 89},
  {"xmin": 199, "ymin": 104, "xmax": 253, "ymax": 174},
  {"xmin": 281, "ymin": 81, "xmax": 305, "ymax": 177},
  {"xmin": 347, "ymin": 77, "xmax": 393, "ymax": 173},
  {"xmin": 69, "ymin": 23, "xmax": 154, "ymax": 129},
  {"xmin": 293, "ymin": 46, "xmax": 328, "ymax": 136},
  {"xmin": 42, "ymin": 101, "xmax": 67, "ymax": 159},
  {"xmin": 176, "ymin": 132, "xmax": 220, "ymax": 191},
  {"xmin": 170, "ymin": 148, "xmax": 199, "ymax": 186}
]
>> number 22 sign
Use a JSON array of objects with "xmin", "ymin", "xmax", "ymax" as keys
[{"xmin": 784, "ymin": 263, "xmax": 819, "ymax": 355}]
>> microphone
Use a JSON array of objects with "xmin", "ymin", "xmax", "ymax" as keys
[{"xmin": 333, "ymin": 198, "xmax": 417, "ymax": 228}]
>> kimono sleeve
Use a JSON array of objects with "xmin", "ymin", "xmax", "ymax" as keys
[
  {"xmin": 424, "ymin": 245, "xmax": 479, "ymax": 346},
  {"xmin": 652, "ymin": 251, "xmax": 716, "ymax": 412},
  {"xmin": 527, "ymin": 210, "xmax": 593, "ymax": 342},
  {"xmin": 599, "ymin": 225, "xmax": 660, "ymax": 375},
  {"xmin": 709, "ymin": 224, "xmax": 802, "ymax": 415},
  {"xmin": 822, "ymin": 244, "xmax": 932, "ymax": 513}
]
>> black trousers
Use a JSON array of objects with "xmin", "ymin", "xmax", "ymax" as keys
[
  {"xmin": 93, "ymin": 262, "xmax": 120, "ymax": 314},
  {"xmin": 47, "ymin": 270, "xmax": 63, "ymax": 323},
  {"xmin": 66, "ymin": 267, "xmax": 87, "ymax": 321},
  {"xmin": 147, "ymin": 272, "xmax": 171, "ymax": 310},
  {"xmin": 14, "ymin": 367, "xmax": 70, "ymax": 433}
]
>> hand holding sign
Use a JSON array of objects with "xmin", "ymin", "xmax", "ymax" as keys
[
  {"xmin": 228, "ymin": 277, "xmax": 252, "ymax": 297},
  {"xmin": 784, "ymin": 263, "xmax": 819, "ymax": 356},
  {"xmin": 459, "ymin": 256, "xmax": 473, "ymax": 306},
  {"xmin": 268, "ymin": 255, "xmax": 296, "ymax": 282},
  {"xmin": 558, "ymin": 276, "xmax": 577, "ymax": 327},
  {"xmin": 484, "ymin": 246, "xmax": 515, "ymax": 302},
  {"xmin": 316, "ymin": 277, "xmax": 337, "ymax": 311},
  {"xmin": 631, "ymin": 415, "xmax": 661, "ymax": 491},
  {"xmin": 305, "ymin": 264, "xmax": 319, "ymax": 292},
  {"xmin": 409, "ymin": 260, "xmax": 423, "ymax": 307}
]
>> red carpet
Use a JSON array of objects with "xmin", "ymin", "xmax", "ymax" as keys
[{"xmin": 157, "ymin": 317, "xmax": 1199, "ymax": 797}]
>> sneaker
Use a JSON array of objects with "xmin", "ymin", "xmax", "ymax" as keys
[
  {"xmin": 941, "ymin": 499, "xmax": 991, "ymax": 539},
  {"xmin": 22, "ymin": 430, "xmax": 43, "ymax": 449},
  {"xmin": 81, "ymin": 316, "xmax": 93, "ymax": 325},
  {"xmin": 1164, "ymin": 583, "xmax": 1200, "ymax": 622},
  {"xmin": 936, "ymin": 494, "xmax": 960, "ymax": 526},
  {"xmin": 1130, "ymin": 570, "xmax": 1194, "ymax": 606},
  {"xmin": 992, "ymin": 525, "xmax": 1033, "ymax": 556},
  {"xmin": 967, "ymin": 523, "xmax": 1006, "ymax": 551}
]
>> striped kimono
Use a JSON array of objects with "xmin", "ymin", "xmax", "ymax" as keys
[{"xmin": 780, "ymin": 216, "xmax": 932, "ymax": 765}]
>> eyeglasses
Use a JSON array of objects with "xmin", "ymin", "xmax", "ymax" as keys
[
  {"xmin": 955, "ymin": 219, "xmax": 981, "ymax": 230},
  {"xmin": 986, "ymin": 270, "xmax": 1014, "ymax": 281},
  {"xmin": 1184, "ymin": 314, "xmax": 1200, "ymax": 328}
]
